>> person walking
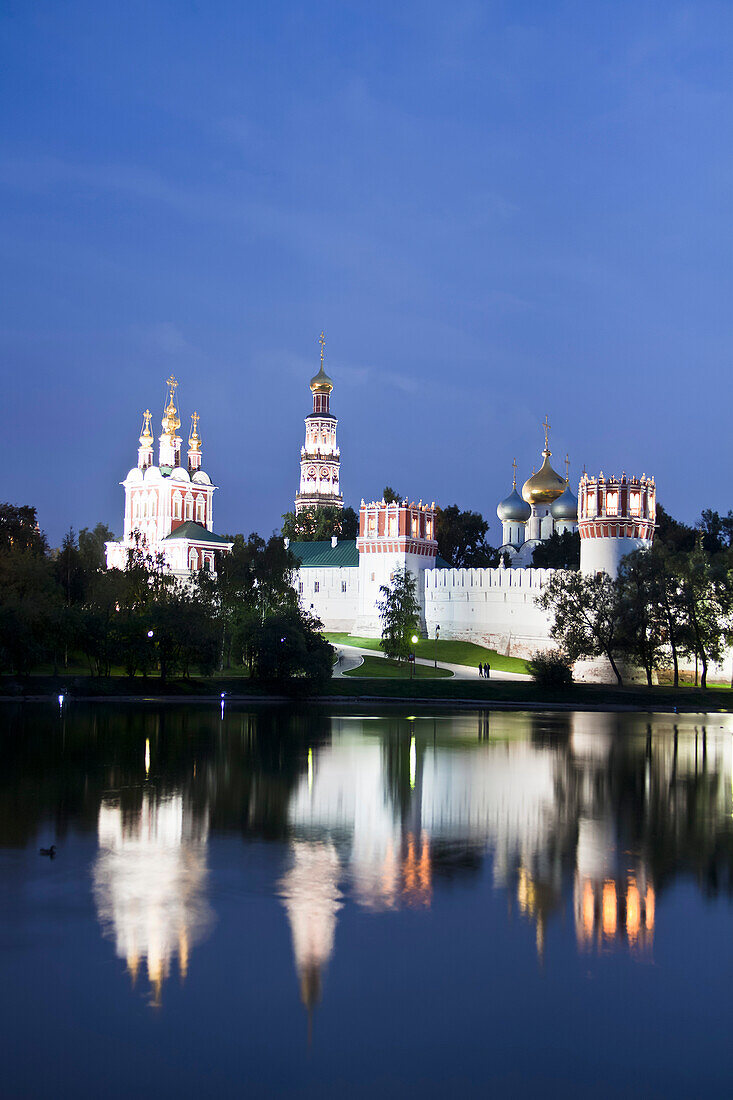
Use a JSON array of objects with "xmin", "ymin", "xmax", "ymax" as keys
[{"xmin": 486, "ymin": 662, "xmax": 491, "ymax": 679}]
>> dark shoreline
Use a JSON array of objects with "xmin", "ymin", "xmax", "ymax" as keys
[{"xmin": 1, "ymin": 675, "xmax": 731, "ymax": 713}]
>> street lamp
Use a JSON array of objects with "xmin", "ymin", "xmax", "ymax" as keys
[
  {"xmin": 410, "ymin": 635, "xmax": 419, "ymax": 680},
  {"xmin": 434, "ymin": 624, "xmax": 440, "ymax": 668}
]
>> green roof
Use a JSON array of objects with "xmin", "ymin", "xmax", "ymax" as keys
[
  {"xmin": 289, "ymin": 540, "xmax": 450, "ymax": 570},
  {"xmin": 162, "ymin": 521, "xmax": 231, "ymax": 546},
  {"xmin": 289, "ymin": 540, "xmax": 359, "ymax": 567}
]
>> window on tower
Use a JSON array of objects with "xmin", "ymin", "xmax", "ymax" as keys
[
  {"xmin": 606, "ymin": 490, "xmax": 619, "ymax": 516},
  {"xmin": 629, "ymin": 490, "xmax": 641, "ymax": 516},
  {"xmin": 173, "ymin": 492, "xmax": 181, "ymax": 520}
]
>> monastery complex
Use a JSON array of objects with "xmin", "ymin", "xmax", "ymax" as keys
[{"xmin": 105, "ymin": 341, "xmax": 657, "ymax": 672}]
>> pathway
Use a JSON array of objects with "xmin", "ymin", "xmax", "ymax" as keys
[{"xmin": 331, "ymin": 643, "xmax": 531, "ymax": 682}]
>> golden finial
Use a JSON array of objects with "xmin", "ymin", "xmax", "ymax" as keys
[
  {"xmin": 162, "ymin": 376, "xmax": 181, "ymax": 435},
  {"xmin": 565, "ymin": 453, "xmax": 570, "ymax": 483},
  {"xmin": 512, "ymin": 458, "xmax": 517, "ymax": 489},
  {"xmin": 189, "ymin": 411, "xmax": 201, "ymax": 450},
  {"xmin": 319, "ymin": 331, "xmax": 325, "ymax": 366},
  {"xmin": 139, "ymin": 409, "xmax": 153, "ymax": 445},
  {"xmin": 542, "ymin": 414, "xmax": 551, "ymax": 452}
]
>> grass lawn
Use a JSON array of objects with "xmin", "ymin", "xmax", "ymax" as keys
[
  {"xmin": 342, "ymin": 655, "xmax": 452, "ymax": 679},
  {"xmin": 326, "ymin": 633, "xmax": 529, "ymax": 674}
]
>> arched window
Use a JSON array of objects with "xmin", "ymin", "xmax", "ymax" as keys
[
  {"xmin": 185, "ymin": 494, "xmax": 193, "ymax": 521},
  {"xmin": 172, "ymin": 492, "xmax": 182, "ymax": 520},
  {"xmin": 196, "ymin": 496, "xmax": 205, "ymax": 523},
  {"xmin": 189, "ymin": 548, "xmax": 198, "ymax": 570}
]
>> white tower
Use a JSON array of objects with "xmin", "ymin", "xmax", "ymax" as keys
[
  {"xmin": 355, "ymin": 498, "xmax": 437, "ymax": 635},
  {"xmin": 578, "ymin": 472, "xmax": 656, "ymax": 577},
  {"xmin": 295, "ymin": 332, "xmax": 343, "ymax": 516}
]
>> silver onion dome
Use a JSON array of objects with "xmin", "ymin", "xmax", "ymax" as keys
[
  {"xmin": 550, "ymin": 484, "xmax": 578, "ymax": 522},
  {"xmin": 497, "ymin": 488, "xmax": 531, "ymax": 524}
]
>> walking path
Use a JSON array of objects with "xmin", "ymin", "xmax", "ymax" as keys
[{"xmin": 331, "ymin": 643, "xmax": 531, "ymax": 682}]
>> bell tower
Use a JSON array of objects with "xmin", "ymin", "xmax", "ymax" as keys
[{"xmin": 295, "ymin": 332, "xmax": 344, "ymax": 516}]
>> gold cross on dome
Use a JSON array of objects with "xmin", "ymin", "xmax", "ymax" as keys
[
  {"xmin": 542, "ymin": 414, "xmax": 551, "ymax": 449},
  {"xmin": 565, "ymin": 453, "xmax": 570, "ymax": 482},
  {"xmin": 319, "ymin": 331, "xmax": 325, "ymax": 366},
  {"xmin": 190, "ymin": 411, "xmax": 200, "ymax": 435},
  {"xmin": 512, "ymin": 457, "xmax": 517, "ymax": 489},
  {"xmin": 143, "ymin": 409, "xmax": 152, "ymax": 431},
  {"xmin": 165, "ymin": 375, "xmax": 178, "ymax": 398}
]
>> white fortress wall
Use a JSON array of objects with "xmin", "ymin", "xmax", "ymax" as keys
[
  {"xmin": 423, "ymin": 566, "xmax": 555, "ymax": 657},
  {"xmin": 297, "ymin": 566, "xmax": 359, "ymax": 632}
]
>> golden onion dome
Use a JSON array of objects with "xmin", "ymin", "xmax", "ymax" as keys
[
  {"xmin": 522, "ymin": 450, "xmax": 566, "ymax": 505},
  {"xmin": 161, "ymin": 399, "xmax": 181, "ymax": 435},
  {"xmin": 309, "ymin": 363, "xmax": 333, "ymax": 394}
]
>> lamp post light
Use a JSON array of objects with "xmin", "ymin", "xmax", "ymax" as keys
[
  {"xmin": 411, "ymin": 635, "xmax": 419, "ymax": 680},
  {"xmin": 434, "ymin": 624, "xmax": 440, "ymax": 669}
]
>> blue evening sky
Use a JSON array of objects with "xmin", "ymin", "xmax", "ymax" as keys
[{"xmin": 2, "ymin": 1, "xmax": 731, "ymax": 545}]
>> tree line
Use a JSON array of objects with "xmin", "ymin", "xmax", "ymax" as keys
[
  {"xmin": 537, "ymin": 506, "xmax": 733, "ymax": 687},
  {"xmin": 0, "ymin": 504, "xmax": 332, "ymax": 686}
]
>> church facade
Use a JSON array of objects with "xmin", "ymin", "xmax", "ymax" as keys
[{"xmin": 105, "ymin": 376, "xmax": 232, "ymax": 578}]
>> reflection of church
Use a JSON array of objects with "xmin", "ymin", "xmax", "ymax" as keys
[{"xmin": 93, "ymin": 787, "xmax": 212, "ymax": 1006}]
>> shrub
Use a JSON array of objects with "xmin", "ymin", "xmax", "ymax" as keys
[{"xmin": 527, "ymin": 649, "xmax": 573, "ymax": 687}]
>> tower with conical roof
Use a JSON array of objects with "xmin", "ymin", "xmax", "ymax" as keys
[{"xmin": 295, "ymin": 333, "xmax": 344, "ymax": 516}]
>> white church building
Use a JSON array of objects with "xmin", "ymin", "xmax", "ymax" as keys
[{"xmin": 105, "ymin": 376, "xmax": 232, "ymax": 578}]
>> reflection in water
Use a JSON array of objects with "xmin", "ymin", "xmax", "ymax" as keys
[
  {"xmin": 280, "ymin": 709, "xmax": 733, "ymax": 997},
  {"xmin": 1, "ymin": 703, "xmax": 732, "ymax": 1026},
  {"xmin": 279, "ymin": 841, "xmax": 342, "ymax": 1021},
  {"xmin": 93, "ymin": 788, "xmax": 212, "ymax": 1006}
]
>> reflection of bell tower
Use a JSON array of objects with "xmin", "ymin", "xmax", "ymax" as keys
[
  {"xmin": 295, "ymin": 333, "xmax": 343, "ymax": 516},
  {"xmin": 279, "ymin": 840, "xmax": 342, "ymax": 1031}
]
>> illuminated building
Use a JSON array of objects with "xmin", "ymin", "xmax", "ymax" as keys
[
  {"xmin": 294, "ymin": 333, "xmax": 343, "ymax": 517},
  {"xmin": 105, "ymin": 376, "xmax": 232, "ymax": 578}
]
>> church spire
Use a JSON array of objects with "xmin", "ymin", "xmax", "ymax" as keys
[
  {"xmin": 159, "ymin": 376, "xmax": 182, "ymax": 468},
  {"xmin": 138, "ymin": 409, "xmax": 153, "ymax": 469},
  {"xmin": 188, "ymin": 411, "xmax": 202, "ymax": 472}
]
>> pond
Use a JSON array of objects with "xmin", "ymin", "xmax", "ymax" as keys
[{"xmin": 1, "ymin": 703, "xmax": 732, "ymax": 1097}]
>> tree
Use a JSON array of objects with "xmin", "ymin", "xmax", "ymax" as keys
[
  {"xmin": 0, "ymin": 503, "xmax": 47, "ymax": 554},
  {"xmin": 617, "ymin": 550, "xmax": 669, "ymax": 686},
  {"xmin": 654, "ymin": 504, "xmax": 695, "ymax": 554},
  {"xmin": 537, "ymin": 570, "xmax": 625, "ymax": 685},
  {"xmin": 697, "ymin": 509, "xmax": 733, "ymax": 555},
  {"xmin": 435, "ymin": 505, "xmax": 499, "ymax": 567},
  {"xmin": 377, "ymin": 566, "xmax": 420, "ymax": 662},
  {"xmin": 675, "ymin": 540, "xmax": 732, "ymax": 688},
  {"xmin": 79, "ymin": 523, "xmax": 116, "ymax": 574},
  {"xmin": 648, "ymin": 544, "xmax": 687, "ymax": 687},
  {"xmin": 531, "ymin": 530, "xmax": 580, "ymax": 570},
  {"xmin": 383, "ymin": 486, "xmax": 401, "ymax": 504},
  {"xmin": 216, "ymin": 533, "xmax": 299, "ymax": 672},
  {"xmin": 281, "ymin": 506, "xmax": 355, "ymax": 542}
]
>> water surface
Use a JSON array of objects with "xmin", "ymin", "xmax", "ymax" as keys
[{"xmin": 1, "ymin": 703, "xmax": 732, "ymax": 1098}]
